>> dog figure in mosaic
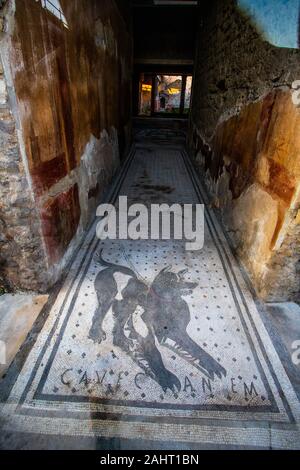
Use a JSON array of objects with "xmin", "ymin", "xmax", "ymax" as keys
[
  {"xmin": 88, "ymin": 251, "xmax": 180, "ymax": 392},
  {"xmin": 89, "ymin": 250, "xmax": 226, "ymax": 392},
  {"xmin": 147, "ymin": 267, "xmax": 227, "ymax": 380}
]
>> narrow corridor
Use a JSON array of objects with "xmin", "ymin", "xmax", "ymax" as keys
[
  {"xmin": 0, "ymin": 0, "xmax": 300, "ymax": 453},
  {"xmin": 0, "ymin": 130, "xmax": 299, "ymax": 449}
]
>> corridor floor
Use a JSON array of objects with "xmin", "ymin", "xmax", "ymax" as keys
[{"xmin": 0, "ymin": 130, "xmax": 300, "ymax": 450}]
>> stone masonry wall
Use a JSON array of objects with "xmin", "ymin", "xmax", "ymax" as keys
[
  {"xmin": 0, "ymin": 0, "xmax": 132, "ymax": 291},
  {"xmin": 0, "ymin": 55, "xmax": 48, "ymax": 291},
  {"xmin": 189, "ymin": 0, "xmax": 300, "ymax": 301}
]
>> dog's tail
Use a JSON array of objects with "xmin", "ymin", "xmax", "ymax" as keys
[
  {"xmin": 94, "ymin": 249, "xmax": 136, "ymax": 277},
  {"xmin": 94, "ymin": 249, "xmax": 114, "ymax": 267}
]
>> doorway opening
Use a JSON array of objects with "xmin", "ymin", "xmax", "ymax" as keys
[{"xmin": 138, "ymin": 73, "xmax": 193, "ymax": 117}]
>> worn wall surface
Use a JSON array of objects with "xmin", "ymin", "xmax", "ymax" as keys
[
  {"xmin": 189, "ymin": 0, "xmax": 300, "ymax": 301},
  {"xmin": 0, "ymin": 0, "xmax": 132, "ymax": 291},
  {"xmin": 0, "ymin": 55, "xmax": 49, "ymax": 291}
]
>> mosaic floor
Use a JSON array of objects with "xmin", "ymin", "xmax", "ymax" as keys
[{"xmin": 1, "ymin": 133, "xmax": 300, "ymax": 449}]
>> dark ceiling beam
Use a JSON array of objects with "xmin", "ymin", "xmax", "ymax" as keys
[{"xmin": 132, "ymin": 0, "xmax": 198, "ymax": 7}]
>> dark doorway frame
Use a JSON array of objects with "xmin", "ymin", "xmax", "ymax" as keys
[{"xmin": 133, "ymin": 65, "xmax": 194, "ymax": 118}]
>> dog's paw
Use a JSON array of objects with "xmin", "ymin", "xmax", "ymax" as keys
[
  {"xmin": 159, "ymin": 369, "xmax": 181, "ymax": 394},
  {"xmin": 205, "ymin": 358, "xmax": 227, "ymax": 380},
  {"xmin": 88, "ymin": 327, "xmax": 106, "ymax": 344},
  {"xmin": 113, "ymin": 335, "xmax": 135, "ymax": 353}
]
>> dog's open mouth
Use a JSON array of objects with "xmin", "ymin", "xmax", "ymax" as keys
[
  {"xmin": 180, "ymin": 282, "xmax": 198, "ymax": 296},
  {"xmin": 181, "ymin": 289, "xmax": 194, "ymax": 296}
]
